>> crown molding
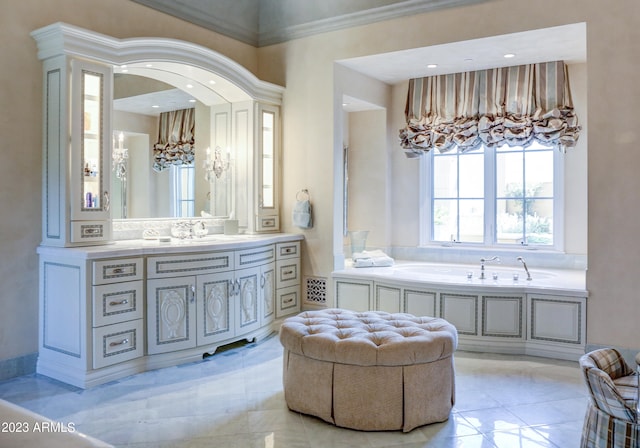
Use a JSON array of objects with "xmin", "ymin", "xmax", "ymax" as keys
[{"xmin": 258, "ymin": 0, "xmax": 487, "ymax": 47}]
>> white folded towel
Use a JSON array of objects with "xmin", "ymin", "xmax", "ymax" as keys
[{"xmin": 352, "ymin": 250, "xmax": 394, "ymax": 268}]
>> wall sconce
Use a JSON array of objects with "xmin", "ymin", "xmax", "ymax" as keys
[
  {"xmin": 204, "ymin": 146, "xmax": 230, "ymax": 182},
  {"xmin": 112, "ymin": 132, "xmax": 128, "ymax": 182}
]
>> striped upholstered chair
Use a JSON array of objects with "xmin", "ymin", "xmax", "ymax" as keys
[{"xmin": 579, "ymin": 348, "xmax": 639, "ymax": 447}]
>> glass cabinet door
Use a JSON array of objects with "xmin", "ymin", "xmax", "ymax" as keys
[
  {"xmin": 71, "ymin": 59, "xmax": 112, "ymax": 223},
  {"xmin": 257, "ymin": 104, "xmax": 279, "ymax": 228},
  {"xmin": 260, "ymin": 108, "xmax": 275, "ymax": 210},
  {"xmin": 81, "ymin": 71, "xmax": 103, "ymax": 211}
]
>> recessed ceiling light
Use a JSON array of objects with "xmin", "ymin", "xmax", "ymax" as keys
[
  {"xmin": 151, "ymin": 105, "xmax": 159, "ymax": 108},
  {"xmin": 503, "ymin": 53, "xmax": 516, "ymax": 58},
  {"xmin": 427, "ymin": 64, "xmax": 438, "ymax": 68},
  {"xmin": 145, "ymin": 64, "xmax": 153, "ymax": 68},
  {"xmin": 209, "ymin": 80, "xmax": 216, "ymax": 85},
  {"xmin": 189, "ymin": 99, "xmax": 196, "ymax": 103},
  {"xmin": 186, "ymin": 84, "xmax": 194, "ymax": 89}
]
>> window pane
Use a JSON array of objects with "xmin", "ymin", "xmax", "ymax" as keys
[
  {"xmin": 496, "ymin": 198, "xmax": 524, "ymax": 244},
  {"xmin": 459, "ymin": 199, "xmax": 484, "ymax": 242},
  {"xmin": 496, "ymin": 152, "xmax": 523, "ymax": 197},
  {"xmin": 433, "ymin": 155, "xmax": 457, "ymax": 198},
  {"xmin": 526, "ymin": 199, "xmax": 553, "ymax": 245},
  {"xmin": 433, "ymin": 199, "xmax": 457, "ymax": 241},
  {"xmin": 459, "ymin": 153, "xmax": 484, "ymax": 198},
  {"xmin": 525, "ymin": 150, "xmax": 553, "ymax": 197}
]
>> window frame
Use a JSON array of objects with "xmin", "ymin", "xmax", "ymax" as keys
[
  {"xmin": 419, "ymin": 143, "xmax": 565, "ymax": 251},
  {"xmin": 169, "ymin": 163, "xmax": 195, "ymax": 218}
]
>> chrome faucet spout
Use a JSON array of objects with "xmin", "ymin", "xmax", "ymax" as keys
[
  {"xmin": 479, "ymin": 256, "xmax": 500, "ymax": 279},
  {"xmin": 517, "ymin": 256, "xmax": 532, "ymax": 281}
]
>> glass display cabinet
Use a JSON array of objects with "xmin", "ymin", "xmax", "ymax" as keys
[{"xmin": 41, "ymin": 55, "xmax": 112, "ymax": 246}]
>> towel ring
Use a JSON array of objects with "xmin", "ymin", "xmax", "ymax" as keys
[{"xmin": 296, "ymin": 189, "xmax": 310, "ymax": 201}]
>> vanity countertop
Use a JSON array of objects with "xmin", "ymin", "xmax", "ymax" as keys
[{"xmin": 37, "ymin": 233, "xmax": 303, "ymax": 259}]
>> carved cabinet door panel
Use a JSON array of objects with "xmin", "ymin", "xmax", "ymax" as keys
[
  {"xmin": 261, "ymin": 263, "xmax": 276, "ymax": 326},
  {"xmin": 147, "ymin": 277, "xmax": 196, "ymax": 355},
  {"xmin": 197, "ymin": 271, "xmax": 235, "ymax": 346},
  {"xmin": 235, "ymin": 266, "xmax": 261, "ymax": 334}
]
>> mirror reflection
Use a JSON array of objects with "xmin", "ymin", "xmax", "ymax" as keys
[{"xmin": 112, "ymin": 71, "xmax": 232, "ymax": 220}]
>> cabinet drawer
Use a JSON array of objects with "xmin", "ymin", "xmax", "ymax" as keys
[
  {"xmin": 92, "ymin": 319, "xmax": 144, "ymax": 369},
  {"xmin": 276, "ymin": 259, "xmax": 300, "ymax": 288},
  {"xmin": 147, "ymin": 251, "xmax": 234, "ymax": 278},
  {"xmin": 276, "ymin": 285, "xmax": 300, "ymax": 318},
  {"xmin": 276, "ymin": 241, "xmax": 300, "ymax": 259},
  {"xmin": 235, "ymin": 245, "xmax": 275, "ymax": 270},
  {"xmin": 71, "ymin": 221, "xmax": 111, "ymax": 244},
  {"xmin": 93, "ymin": 280, "xmax": 143, "ymax": 327},
  {"xmin": 256, "ymin": 215, "xmax": 279, "ymax": 232},
  {"xmin": 93, "ymin": 258, "xmax": 143, "ymax": 285}
]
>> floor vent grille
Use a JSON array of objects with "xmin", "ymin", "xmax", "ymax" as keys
[{"xmin": 305, "ymin": 276, "xmax": 327, "ymax": 305}]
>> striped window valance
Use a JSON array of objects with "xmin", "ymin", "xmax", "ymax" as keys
[
  {"xmin": 399, "ymin": 61, "xmax": 580, "ymax": 157},
  {"xmin": 152, "ymin": 108, "xmax": 196, "ymax": 172}
]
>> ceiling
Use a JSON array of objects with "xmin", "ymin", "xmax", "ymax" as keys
[
  {"xmin": 118, "ymin": 2, "xmax": 586, "ymax": 115},
  {"xmin": 338, "ymin": 22, "xmax": 586, "ymax": 85}
]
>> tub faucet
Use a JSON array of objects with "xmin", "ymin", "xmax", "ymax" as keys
[
  {"xmin": 517, "ymin": 256, "xmax": 532, "ymax": 281},
  {"xmin": 479, "ymin": 256, "xmax": 500, "ymax": 279}
]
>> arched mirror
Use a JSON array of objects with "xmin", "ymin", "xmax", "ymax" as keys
[{"xmin": 112, "ymin": 62, "xmax": 250, "ymax": 220}]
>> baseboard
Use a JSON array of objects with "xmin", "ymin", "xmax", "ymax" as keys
[{"xmin": 0, "ymin": 353, "xmax": 38, "ymax": 381}]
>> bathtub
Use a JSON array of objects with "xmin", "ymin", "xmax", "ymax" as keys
[
  {"xmin": 331, "ymin": 260, "xmax": 588, "ymax": 361},
  {"xmin": 336, "ymin": 260, "xmax": 586, "ymax": 295}
]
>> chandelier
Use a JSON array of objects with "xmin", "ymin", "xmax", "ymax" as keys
[
  {"xmin": 112, "ymin": 132, "xmax": 128, "ymax": 182},
  {"xmin": 204, "ymin": 146, "xmax": 230, "ymax": 182}
]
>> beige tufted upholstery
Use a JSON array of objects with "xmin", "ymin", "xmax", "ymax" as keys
[{"xmin": 279, "ymin": 308, "xmax": 458, "ymax": 432}]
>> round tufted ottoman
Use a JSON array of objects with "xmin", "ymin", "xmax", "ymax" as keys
[{"xmin": 279, "ymin": 308, "xmax": 458, "ymax": 432}]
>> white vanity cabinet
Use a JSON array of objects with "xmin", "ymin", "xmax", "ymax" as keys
[
  {"xmin": 146, "ymin": 246, "xmax": 277, "ymax": 355},
  {"xmin": 276, "ymin": 241, "xmax": 301, "ymax": 317},
  {"xmin": 91, "ymin": 258, "xmax": 145, "ymax": 369},
  {"xmin": 39, "ymin": 54, "xmax": 113, "ymax": 247},
  {"xmin": 37, "ymin": 234, "xmax": 301, "ymax": 388}
]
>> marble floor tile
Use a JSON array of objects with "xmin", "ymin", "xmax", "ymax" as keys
[{"xmin": 0, "ymin": 334, "xmax": 588, "ymax": 448}]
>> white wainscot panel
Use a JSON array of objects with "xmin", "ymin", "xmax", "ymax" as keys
[
  {"xmin": 335, "ymin": 279, "xmax": 372, "ymax": 312},
  {"xmin": 375, "ymin": 284, "xmax": 401, "ymax": 314},
  {"xmin": 404, "ymin": 289, "xmax": 437, "ymax": 318},
  {"xmin": 441, "ymin": 293, "xmax": 478, "ymax": 335},
  {"xmin": 530, "ymin": 296, "xmax": 583, "ymax": 344},
  {"xmin": 43, "ymin": 262, "xmax": 83, "ymax": 357},
  {"xmin": 482, "ymin": 295, "xmax": 524, "ymax": 338}
]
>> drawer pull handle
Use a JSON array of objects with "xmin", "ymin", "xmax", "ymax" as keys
[
  {"xmin": 85, "ymin": 228, "xmax": 101, "ymax": 235},
  {"xmin": 283, "ymin": 270, "xmax": 294, "ymax": 275},
  {"xmin": 284, "ymin": 248, "xmax": 293, "ymax": 253},
  {"xmin": 112, "ymin": 268, "xmax": 124, "ymax": 274},
  {"xmin": 284, "ymin": 298, "xmax": 294, "ymax": 304},
  {"xmin": 109, "ymin": 338, "xmax": 129, "ymax": 347},
  {"xmin": 109, "ymin": 299, "xmax": 129, "ymax": 306}
]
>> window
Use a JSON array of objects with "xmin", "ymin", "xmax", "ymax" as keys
[
  {"xmin": 422, "ymin": 141, "xmax": 561, "ymax": 249},
  {"xmin": 170, "ymin": 164, "xmax": 195, "ymax": 217}
]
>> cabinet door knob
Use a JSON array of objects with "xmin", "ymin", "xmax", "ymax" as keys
[{"xmin": 190, "ymin": 285, "xmax": 196, "ymax": 303}]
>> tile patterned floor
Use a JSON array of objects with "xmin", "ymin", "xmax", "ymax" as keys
[{"xmin": 0, "ymin": 334, "xmax": 588, "ymax": 447}]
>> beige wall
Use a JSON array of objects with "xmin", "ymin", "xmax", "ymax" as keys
[
  {"xmin": 264, "ymin": 0, "xmax": 639, "ymax": 353},
  {"xmin": 1, "ymin": 0, "xmax": 639, "ymax": 368}
]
